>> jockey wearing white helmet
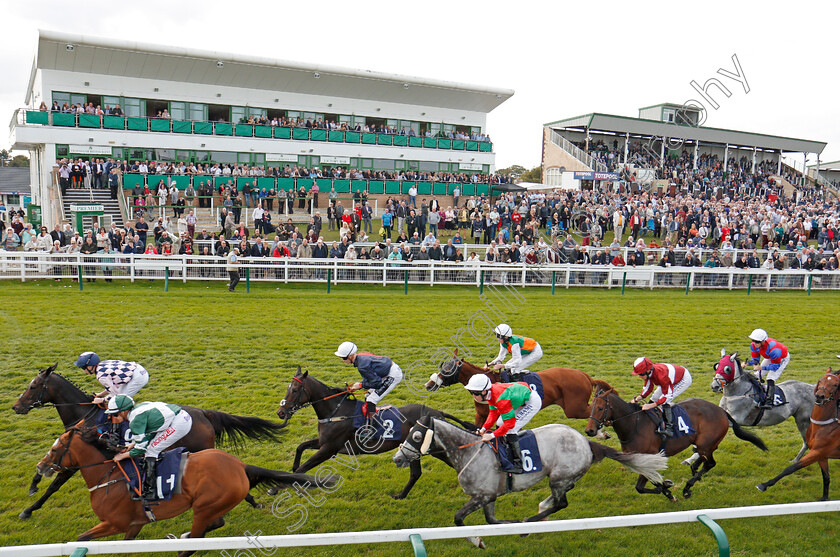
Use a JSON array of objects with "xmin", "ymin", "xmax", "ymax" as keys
[
  {"xmin": 488, "ymin": 324, "xmax": 543, "ymax": 381},
  {"xmin": 336, "ymin": 342, "xmax": 403, "ymax": 440},
  {"xmin": 746, "ymin": 329, "xmax": 790, "ymax": 409},
  {"xmin": 74, "ymin": 351, "xmax": 149, "ymax": 405}
]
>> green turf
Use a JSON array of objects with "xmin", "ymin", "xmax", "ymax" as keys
[{"xmin": 1, "ymin": 282, "xmax": 838, "ymax": 556}]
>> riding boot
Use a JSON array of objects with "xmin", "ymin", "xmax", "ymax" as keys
[
  {"xmin": 761, "ymin": 380, "xmax": 776, "ymax": 409},
  {"xmin": 142, "ymin": 457, "xmax": 157, "ymax": 501},
  {"xmin": 505, "ymin": 433, "xmax": 524, "ymax": 474},
  {"xmin": 661, "ymin": 405, "xmax": 675, "ymax": 438},
  {"xmin": 358, "ymin": 402, "xmax": 377, "ymax": 443}
]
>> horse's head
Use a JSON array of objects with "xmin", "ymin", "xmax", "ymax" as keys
[
  {"xmin": 276, "ymin": 366, "xmax": 310, "ymax": 426},
  {"xmin": 711, "ymin": 349, "xmax": 741, "ymax": 393},
  {"xmin": 13, "ymin": 364, "xmax": 58, "ymax": 414},
  {"xmin": 814, "ymin": 370, "xmax": 840, "ymax": 406},
  {"xmin": 36, "ymin": 430, "xmax": 77, "ymax": 477},
  {"xmin": 426, "ymin": 351, "xmax": 464, "ymax": 391},
  {"xmin": 393, "ymin": 414, "xmax": 435, "ymax": 468},
  {"xmin": 585, "ymin": 387, "xmax": 615, "ymax": 437}
]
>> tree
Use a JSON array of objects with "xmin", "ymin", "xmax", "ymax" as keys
[
  {"xmin": 519, "ymin": 166, "xmax": 542, "ymax": 183},
  {"xmin": 497, "ymin": 165, "xmax": 527, "ymax": 180},
  {"xmin": 9, "ymin": 155, "xmax": 29, "ymax": 167},
  {"xmin": 0, "ymin": 149, "xmax": 8, "ymax": 166}
]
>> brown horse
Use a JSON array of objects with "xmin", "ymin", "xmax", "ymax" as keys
[
  {"xmin": 36, "ymin": 422, "xmax": 328, "ymax": 556},
  {"xmin": 426, "ymin": 351, "xmax": 613, "ymax": 426},
  {"xmin": 585, "ymin": 387, "xmax": 768, "ymax": 500},
  {"xmin": 757, "ymin": 369, "xmax": 840, "ymax": 500}
]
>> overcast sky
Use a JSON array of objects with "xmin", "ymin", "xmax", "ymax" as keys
[{"xmin": 2, "ymin": 0, "xmax": 837, "ymax": 172}]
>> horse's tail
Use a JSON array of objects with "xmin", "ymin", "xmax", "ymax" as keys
[
  {"xmin": 202, "ymin": 409, "xmax": 285, "ymax": 447},
  {"xmin": 244, "ymin": 465, "xmax": 337, "ymax": 493},
  {"xmin": 725, "ymin": 411, "xmax": 769, "ymax": 451},
  {"xmin": 588, "ymin": 441, "xmax": 668, "ymax": 484}
]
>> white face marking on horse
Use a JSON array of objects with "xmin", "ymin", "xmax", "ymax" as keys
[{"xmin": 280, "ymin": 398, "xmax": 286, "ymax": 407}]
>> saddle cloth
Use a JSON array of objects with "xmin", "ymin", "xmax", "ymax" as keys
[
  {"xmin": 123, "ymin": 447, "xmax": 188, "ymax": 501},
  {"xmin": 490, "ymin": 430, "xmax": 543, "ymax": 474},
  {"xmin": 500, "ymin": 372, "xmax": 545, "ymax": 400},
  {"xmin": 645, "ymin": 404, "xmax": 696, "ymax": 438},
  {"xmin": 745, "ymin": 374, "xmax": 788, "ymax": 406},
  {"xmin": 352, "ymin": 402, "xmax": 402, "ymax": 440}
]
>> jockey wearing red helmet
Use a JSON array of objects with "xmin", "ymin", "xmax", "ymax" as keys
[{"xmin": 631, "ymin": 357, "xmax": 693, "ymax": 437}]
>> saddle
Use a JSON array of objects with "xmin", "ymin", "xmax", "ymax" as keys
[
  {"xmin": 490, "ymin": 430, "xmax": 542, "ymax": 475},
  {"xmin": 644, "ymin": 405, "xmax": 695, "ymax": 441},
  {"xmin": 350, "ymin": 402, "xmax": 402, "ymax": 441},
  {"xmin": 121, "ymin": 447, "xmax": 188, "ymax": 503},
  {"xmin": 744, "ymin": 374, "xmax": 787, "ymax": 407}
]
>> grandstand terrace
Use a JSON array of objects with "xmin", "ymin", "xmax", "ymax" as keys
[
  {"xmin": 542, "ymin": 103, "xmax": 827, "ymax": 197},
  {"xmin": 9, "ymin": 30, "xmax": 513, "ymax": 230}
]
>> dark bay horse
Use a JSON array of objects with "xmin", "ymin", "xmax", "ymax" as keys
[
  {"xmin": 426, "ymin": 351, "xmax": 613, "ymax": 427},
  {"xmin": 13, "ymin": 364, "xmax": 284, "ymax": 518},
  {"xmin": 275, "ymin": 367, "xmax": 475, "ymax": 499},
  {"xmin": 585, "ymin": 387, "xmax": 768, "ymax": 500},
  {"xmin": 393, "ymin": 416, "xmax": 667, "ymax": 548},
  {"xmin": 37, "ymin": 421, "xmax": 329, "ymax": 556},
  {"xmin": 757, "ymin": 369, "xmax": 840, "ymax": 500}
]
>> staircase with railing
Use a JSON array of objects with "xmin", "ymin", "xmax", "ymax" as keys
[
  {"xmin": 549, "ymin": 130, "xmax": 609, "ymax": 173},
  {"xmin": 62, "ymin": 186, "xmax": 124, "ymax": 230}
]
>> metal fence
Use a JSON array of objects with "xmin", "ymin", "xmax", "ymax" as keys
[{"xmin": 2, "ymin": 252, "xmax": 839, "ymax": 292}]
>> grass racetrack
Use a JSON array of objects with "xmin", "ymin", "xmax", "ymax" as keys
[{"xmin": 1, "ymin": 280, "xmax": 838, "ymax": 556}]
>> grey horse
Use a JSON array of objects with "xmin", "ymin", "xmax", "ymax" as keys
[
  {"xmin": 709, "ymin": 349, "xmax": 814, "ymax": 461},
  {"xmin": 393, "ymin": 415, "xmax": 668, "ymax": 548}
]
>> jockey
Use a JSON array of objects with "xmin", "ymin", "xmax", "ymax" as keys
[
  {"xmin": 74, "ymin": 351, "xmax": 149, "ymax": 405},
  {"xmin": 488, "ymin": 324, "xmax": 543, "ymax": 381},
  {"xmin": 336, "ymin": 341, "xmax": 403, "ymax": 439},
  {"xmin": 747, "ymin": 329, "xmax": 790, "ymax": 408},
  {"xmin": 631, "ymin": 357, "xmax": 693, "ymax": 437},
  {"xmin": 107, "ymin": 394, "xmax": 193, "ymax": 501},
  {"xmin": 466, "ymin": 374, "xmax": 542, "ymax": 474}
]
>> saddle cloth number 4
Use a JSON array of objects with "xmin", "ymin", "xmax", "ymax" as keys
[{"xmin": 676, "ymin": 416, "xmax": 690, "ymax": 435}]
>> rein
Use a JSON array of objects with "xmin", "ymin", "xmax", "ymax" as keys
[
  {"xmin": 591, "ymin": 392, "xmax": 647, "ymax": 428},
  {"xmin": 282, "ymin": 376, "xmax": 354, "ymax": 420}
]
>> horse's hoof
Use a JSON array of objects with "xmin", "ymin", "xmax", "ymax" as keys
[
  {"xmin": 28, "ymin": 487, "xmax": 38, "ymax": 496},
  {"xmin": 667, "ymin": 492, "xmax": 678, "ymax": 503},
  {"xmin": 267, "ymin": 487, "xmax": 278, "ymax": 496},
  {"xmin": 390, "ymin": 493, "xmax": 406, "ymax": 500},
  {"xmin": 683, "ymin": 489, "xmax": 692, "ymax": 499},
  {"xmin": 18, "ymin": 511, "xmax": 31, "ymax": 520},
  {"xmin": 181, "ymin": 532, "xmax": 190, "ymax": 539},
  {"xmin": 466, "ymin": 536, "xmax": 485, "ymax": 549},
  {"xmin": 252, "ymin": 502, "xmax": 264, "ymax": 509},
  {"xmin": 756, "ymin": 484, "xmax": 767, "ymax": 492},
  {"xmin": 663, "ymin": 479, "xmax": 674, "ymax": 488},
  {"xmin": 166, "ymin": 534, "xmax": 178, "ymax": 540}
]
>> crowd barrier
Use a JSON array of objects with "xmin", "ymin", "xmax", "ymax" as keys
[
  {"xmin": 3, "ymin": 500, "xmax": 840, "ymax": 556},
  {"xmin": 1, "ymin": 252, "xmax": 838, "ymax": 292}
]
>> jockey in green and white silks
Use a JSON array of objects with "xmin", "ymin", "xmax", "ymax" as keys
[
  {"xmin": 489, "ymin": 323, "xmax": 543, "ymax": 380},
  {"xmin": 107, "ymin": 395, "xmax": 192, "ymax": 500}
]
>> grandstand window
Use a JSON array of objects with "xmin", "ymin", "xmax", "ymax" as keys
[
  {"xmin": 208, "ymin": 104, "xmax": 229, "ymax": 122},
  {"xmin": 56, "ymin": 145, "xmax": 69, "ymax": 158},
  {"xmin": 124, "ymin": 98, "xmax": 144, "ymax": 117},
  {"xmin": 196, "ymin": 151, "xmax": 210, "ymax": 163},
  {"xmin": 419, "ymin": 161, "xmax": 437, "ymax": 172},
  {"xmin": 394, "ymin": 160, "xmax": 405, "ymax": 170},
  {"xmin": 407, "ymin": 161, "xmax": 419, "ymax": 170},
  {"xmin": 439, "ymin": 163, "xmax": 450, "ymax": 172},
  {"xmin": 545, "ymin": 167, "xmax": 561, "ymax": 187},
  {"xmin": 146, "ymin": 99, "xmax": 168, "ymax": 118},
  {"xmin": 176, "ymin": 150, "xmax": 191, "ymax": 162},
  {"xmin": 350, "ymin": 158, "xmax": 360, "ymax": 168},
  {"xmin": 170, "ymin": 101, "xmax": 187, "ymax": 120},
  {"xmin": 128, "ymin": 148, "xmax": 145, "ymax": 161},
  {"xmin": 361, "ymin": 158, "xmax": 373, "ymax": 169},
  {"xmin": 429, "ymin": 123, "xmax": 441, "ymax": 137},
  {"xmin": 354, "ymin": 116, "xmax": 366, "ymax": 127},
  {"xmin": 103, "ymin": 96, "xmax": 121, "ymax": 109},
  {"xmin": 367, "ymin": 117, "xmax": 386, "ymax": 129},
  {"xmin": 339, "ymin": 114, "xmax": 353, "ymax": 126},
  {"xmin": 111, "ymin": 148, "xmax": 124, "ymax": 159},
  {"xmin": 212, "ymin": 151, "xmax": 237, "ymax": 164},
  {"xmin": 52, "ymin": 92, "xmax": 70, "ymax": 106},
  {"xmin": 303, "ymin": 112, "xmax": 322, "ymax": 122},
  {"xmin": 664, "ymin": 109, "xmax": 675, "ymax": 123},
  {"xmin": 373, "ymin": 158, "xmax": 394, "ymax": 170},
  {"xmin": 253, "ymin": 153, "xmax": 265, "ymax": 166},
  {"xmin": 156, "ymin": 149, "xmax": 176, "ymax": 162},
  {"xmin": 287, "ymin": 111, "xmax": 300, "ymax": 120},
  {"xmin": 401, "ymin": 120, "xmax": 419, "ymax": 135},
  {"xmin": 232, "ymin": 106, "xmax": 246, "ymax": 123},
  {"xmin": 237, "ymin": 152, "xmax": 251, "ymax": 164},
  {"xmin": 387, "ymin": 119, "xmax": 398, "ymax": 129}
]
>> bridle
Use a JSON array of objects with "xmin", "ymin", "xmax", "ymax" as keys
[
  {"xmin": 815, "ymin": 376, "xmax": 840, "ymax": 406},
  {"xmin": 397, "ymin": 420, "xmax": 434, "ymax": 460},
  {"xmin": 279, "ymin": 375, "xmax": 352, "ymax": 420},
  {"xmin": 20, "ymin": 378, "xmax": 50, "ymax": 410}
]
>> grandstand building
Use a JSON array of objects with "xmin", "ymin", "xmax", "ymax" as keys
[
  {"xmin": 9, "ymin": 30, "xmax": 513, "ymax": 228},
  {"xmin": 542, "ymin": 103, "xmax": 826, "ymax": 194}
]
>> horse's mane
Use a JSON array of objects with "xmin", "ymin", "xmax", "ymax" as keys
[
  {"xmin": 301, "ymin": 373, "xmax": 350, "ymax": 396},
  {"xmin": 591, "ymin": 379, "xmax": 615, "ymax": 394},
  {"xmin": 421, "ymin": 406, "xmax": 476, "ymax": 432},
  {"xmin": 50, "ymin": 371, "xmax": 90, "ymax": 396}
]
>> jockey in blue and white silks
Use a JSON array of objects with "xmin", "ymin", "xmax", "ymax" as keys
[
  {"xmin": 747, "ymin": 329, "xmax": 790, "ymax": 408},
  {"xmin": 74, "ymin": 351, "xmax": 150, "ymax": 405}
]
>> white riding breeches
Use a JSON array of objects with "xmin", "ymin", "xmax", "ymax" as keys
[
  {"xmin": 496, "ymin": 391, "xmax": 542, "ymax": 434},
  {"xmin": 512, "ymin": 345, "xmax": 543, "ymax": 374},
  {"xmin": 143, "ymin": 412, "xmax": 192, "ymax": 459},
  {"xmin": 366, "ymin": 363, "xmax": 403, "ymax": 405},
  {"xmin": 756, "ymin": 355, "xmax": 790, "ymax": 383},
  {"xmin": 114, "ymin": 367, "xmax": 149, "ymax": 398},
  {"xmin": 650, "ymin": 369, "xmax": 692, "ymax": 406}
]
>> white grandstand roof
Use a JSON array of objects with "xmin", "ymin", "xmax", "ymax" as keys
[
  {"xmin": 545, "ymin": 112, "xmax": 826, "ymax": 154},
  {"xmin": 28, "ymin": 30, "xmax": 514, "ymax": 113}
]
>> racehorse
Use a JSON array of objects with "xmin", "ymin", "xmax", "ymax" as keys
[
  {"xmin": 757, "ymin": 369, "xmax": 840, "ymax": 501},
  {"xmin": 36, "ymin": 421, "xmax": 329, "ymax": 556},
  {"xmin": 711, "ymin": 349, "xmax": 814, "ymax": 461},
  {"xmin": 585, "ymin": 387, "xmax": 768, "ymax": 500},
  {"xmin": 275, "ymin": 367, "xmax": 475, "ymax": 499},
  {"xmin": 393, "ymin": 415, "xmax": 667, "ymax": 548},
  {"xmin": 13, "ymin": 364, "xmax": 284, "ymax": 518},
  {"xmin": 426, "ymin": 351, "xmax": 613, "ymax": 426}
]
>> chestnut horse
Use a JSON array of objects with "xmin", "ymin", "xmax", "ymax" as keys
[
  {"xmin": 37, "ymin": 422, "xmax": 328, "ymax": 556},
  {"xmin": 585, "ymin": 387, "xmax": 768, "ymax": 500},
  {"xmin": 426, "ymin": 352, "xmax": 613, "ymax": 426},
  {"xmin": 757, "ymin": 369, "xmax": 840, "ymax": 501}
]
